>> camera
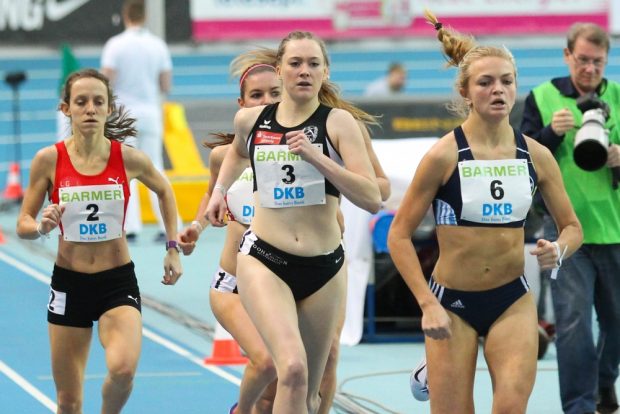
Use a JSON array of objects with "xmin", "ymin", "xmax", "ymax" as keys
[{"xmin": 573, "ymin": 92, "xmax": 610, "ymax": 171}]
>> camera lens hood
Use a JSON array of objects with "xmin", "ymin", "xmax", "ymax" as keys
[{"xmin": 573, "ymin": 109, "xmax": 609, "ymax": 171}]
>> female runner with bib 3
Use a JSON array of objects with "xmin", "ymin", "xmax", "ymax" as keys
[{"xmin": 206, "ymin": 31, "xmax": 381, "ymax": 414}]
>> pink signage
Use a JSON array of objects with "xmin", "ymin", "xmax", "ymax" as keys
[{"xmin": 190, "ymin": 0, "xmax": 609, "ymax": 41}]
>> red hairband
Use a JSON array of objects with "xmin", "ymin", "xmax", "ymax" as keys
[{"xmin": 239, "ymin": 64, "xmax": 276, "ymax": 86}]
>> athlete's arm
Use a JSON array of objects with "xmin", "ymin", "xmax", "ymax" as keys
[
  {"xmin": 388, "ymin": 136, "xmax": 455, "ymax": 340},
  {"xmin": 526, "ymin": 137, "xmax": 582, "ymax": 268},
  {"xmin": 17, "ymin": 146, "xmax": 62, "ymax": 239},
  {"xmin": 206, "ymin": 106, "xmax": 258, "ymax": 226},
  {"xmin": 288, "ymin": 108, "xmax": 380, "ymax": 213}
]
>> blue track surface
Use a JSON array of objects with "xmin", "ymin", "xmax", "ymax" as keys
[{"xmin": 0, "ymin": 249, "xmax": 242, "ymax": 413}]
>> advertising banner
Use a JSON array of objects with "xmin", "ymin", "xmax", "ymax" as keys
[
  {"xmin": 0, "ymin": 0, "xmax": 190, "ymax": 44},
  {"xmin": 356, "ymin": 98, "xmax": 525, "ymax": 139},
  {"xmin": 0, "ymin": 0, "xmax": 122, "ymax": 44},
  {"xmin": 191, "ymin": 0, "xmax": 608, "ymax": 41}
]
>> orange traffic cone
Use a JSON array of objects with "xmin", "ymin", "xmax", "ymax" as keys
[
  {"xmin": 204, "ymin": 322, "xmax": 248, "ymax": 365},
  {"xmin": 3, "ymin": 162, "xmax": 23, "ymax": 201}
]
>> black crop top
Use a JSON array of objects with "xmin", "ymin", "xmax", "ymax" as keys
[
  {"xmin": 246, "ymin": 103, "xmax": 343, "ymax": 207},
  {"xmin": 432, "ymin": 126, "xmax": 538, "ymax": 228}
]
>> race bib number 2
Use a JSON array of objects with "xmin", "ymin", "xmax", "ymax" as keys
[{"xmin": 59, "ymin": 184, "xmax": 124, "ymax": 242}]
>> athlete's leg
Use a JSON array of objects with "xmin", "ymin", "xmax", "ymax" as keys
[
  {"xmin": 426, "ymin": 312, "xmax": 479, "ymax": 414},
  {"xmin": 316, "ymin": 268, "xmax": 347, "ymax": 414},
  {"xmin": 210, "ymin": 290, "xmax": 276, "ymax": 414},
  {"xmin": 298, "ymin": 266, "xmax": 347, "ymax": 414},
  {"xmin": 237, "ymin": 254, "xmax": 309, "ymax": 414},
  {"xmin": 255, "ymin": 380, "xmax": 277, "ymax": 414},
  {"xmin": 484, "ymin": 292, "xmax": 538, "ymax": 414},
  {"xmin": 49, "ymin": 324, "xmax": 93, "ymax": 414},
  {"xmin": 98, "ymin": 306, "xmax": 142, "ymax": 414}
]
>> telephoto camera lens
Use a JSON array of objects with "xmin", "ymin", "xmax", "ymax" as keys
[
  {"xmin": 574, "ymin": 93, "xmax": 611, "ymax": 171},
  {"xmin": 573, "ymin": 108, "xmax": 609, "ymax": 171}
]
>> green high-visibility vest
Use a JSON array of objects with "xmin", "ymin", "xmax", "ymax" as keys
[{"xmin": 532, "ymin": 80, "xmax": 620, "ymax": 243}]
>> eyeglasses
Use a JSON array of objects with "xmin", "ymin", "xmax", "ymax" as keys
[{"xmin": 571, "ymin": 53, "xmax": 607, "ymax": 69}]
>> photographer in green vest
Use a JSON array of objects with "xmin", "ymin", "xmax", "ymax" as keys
[{"xmin": 521, "ymin": 22, "xmax": 620, "ymax": 414}]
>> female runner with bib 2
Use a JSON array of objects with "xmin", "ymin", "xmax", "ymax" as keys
[{"xmin": 17, "ymin": 68, "xmax": 182, "ymax": 414}]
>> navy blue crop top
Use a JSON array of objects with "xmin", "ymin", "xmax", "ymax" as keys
[
  {"xmin": 432, "ymin": 126, "xmax": 538, "ymax": 228},
  {"xmin": 246, "ymin": 102, "xmax": 343, "ymax": 199}
]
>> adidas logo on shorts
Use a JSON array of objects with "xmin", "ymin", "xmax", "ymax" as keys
[{"xmin": 450, "ymin": 299, "xmax": 465, "ymax": 309}]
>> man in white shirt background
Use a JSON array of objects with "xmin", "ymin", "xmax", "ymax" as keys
[
  {"xmin": 364, "ymin": 62, "xmax": 407, "ymax": 97},
  {"xmin": 101, "ymin": 0, "xmax": 179, "ymax": 242}
]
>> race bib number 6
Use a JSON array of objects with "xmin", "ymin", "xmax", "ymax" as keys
[{"xmin": 459, "ymin": 159, "xmax": 532, "ymax": 224}]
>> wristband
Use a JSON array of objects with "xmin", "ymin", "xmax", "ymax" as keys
[
  {"xmin": 37, "ymin": 222, "xmax": 49, "ymax": 239},
  {"xmin": 166, "ymin": 240, "xmax": 181, "ymax": 253},
  {"xmin": 191, "ymin": 220, "xmax": 203, "ymax": 233},
  {"xmin": 550, "ymin": 241, "xmax": 568, "ymax": 280},
  {"xmin": 214, "ymin": 184, "xmax": 227, "ymax": 197}
]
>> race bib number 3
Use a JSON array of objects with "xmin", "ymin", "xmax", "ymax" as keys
[
  {"xmin": 459, "ymin": 159, "xmax": 532, "ymax": 224},
  {"xmin": 254, "ymin": 144, "xmax": 326, "ymax": 208},
  {"xmin": 59, "ymin": 184, "xmax": 124, "ymax": 242}
]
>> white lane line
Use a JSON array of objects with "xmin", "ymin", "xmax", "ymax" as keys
[
  {"xmin": 0, "ymin": 360, "xmax": 56, "ymax": 412},
  {"xmin": 142, "ymin": 328, "xmax": 241, "ymax": 386},
  {"xmin": 0, "ymin": 250, "xmax": 51, "ymax": 284}
]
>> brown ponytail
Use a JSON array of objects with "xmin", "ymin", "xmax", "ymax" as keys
[{"xmin": 424, "ymin": 9, "xmax": 517, "ymax": 118}]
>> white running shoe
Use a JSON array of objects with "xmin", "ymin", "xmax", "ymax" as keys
[{"xmin": 410, "ymin": 357, "xmax": 429, "ymax": 401}]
